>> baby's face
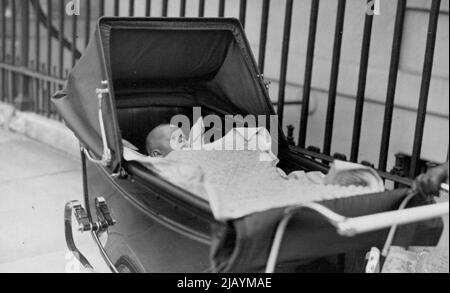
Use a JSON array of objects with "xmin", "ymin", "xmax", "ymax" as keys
[
  {"xmin": 147, "ymin": 125, "xmax": 189, "ymax": 157},
  {"xmin": 168, "ymin": 127, "xmax": 189, "ymax": 152}
]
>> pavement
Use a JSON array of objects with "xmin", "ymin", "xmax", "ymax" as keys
[
  {"xmin": 0, "ymin": 126, "xmax": 448, "ymax": 273},
  {"xmin": 0, "ymin": 128, "xmax": 110, "ymax": 273}
]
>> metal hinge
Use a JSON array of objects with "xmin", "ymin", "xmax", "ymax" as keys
[
  {"xmin": 111, "ymin": 166, "xmax": 128, "ymax": 179},
  {"xmin": 69, "ymin": 201, "xmax": 92, "ymax": 232},
  {"xmin": 95, "ymin": 197, "xmax": 116, "ymax": 230},
  {"xmin": 64, "ymin": 198, "xmax": 118, "ymax": 273},
  {"xmin": 68, "ymin": 197, "xmax": 116, "ymax": 233}
]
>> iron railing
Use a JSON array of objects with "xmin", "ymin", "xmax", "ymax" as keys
[{"xmin": 0, "ymin": 0, "xmax": 447, "ymax": 180}]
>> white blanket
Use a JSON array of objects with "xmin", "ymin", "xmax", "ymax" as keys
[
  {"xmin": 122, "ymin": 119, "xmax": 384, "ymax": 220},
  {"xmin": 123, "ymin": 147, "xmax": 384, "ymax": 221}
]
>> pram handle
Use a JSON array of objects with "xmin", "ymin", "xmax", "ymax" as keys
[
  {"xmin": 337, "ymin": 201, "xmax": 448, "ymax": 237},
  {"xmin": 339, "ymin": 183, "xmax": 448, "ymax": 236},
  {"xmin": 265, "ymin": 184, "xmax": 448, "ymax": 273}
]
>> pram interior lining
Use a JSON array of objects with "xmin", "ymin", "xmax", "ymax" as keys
[
  {"xmin": 107, "ymin": 25, "xmax": 280, "ymax": 158},
  {"xmin": 108, "ymin": 25, "xmax": 274, "ymax": 113},
  {"xmin": 116, "ymin": 92, "xmax": 220, "ymax": 155}
]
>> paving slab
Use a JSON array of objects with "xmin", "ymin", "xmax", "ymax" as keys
[
  {"xmin": 0, "ymin": 244, "xmax": 110, "ymax": 273},
  {"xmin": 0, "ymin": 130, "xmax": 22, "ymax": 144},
  {"xmin": 0, "ymin": 138, "xmax": 79, "ymax": 184},
  {"xmin": 0, "ymin": 128, "xmax": 109, "ymax": 273}
]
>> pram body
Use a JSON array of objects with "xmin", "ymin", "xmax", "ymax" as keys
[{"xmin": 54, "ymin": 18, "xmax": 444, "ymax": 273}]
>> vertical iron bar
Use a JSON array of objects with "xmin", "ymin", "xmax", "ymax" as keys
[
  {"xmin": 114, "ymin": 0, "xmax": 120, "ymax": 16},
  {"xmin": 378, "ymin": 0, "xmax": 406, "ymax": 171},
  {"xmin": 146, "ymin": 0, "xmax": 152, "ymax": 16},
  {"xmin": 258, "ymin": 0, "xmax": 270, "ymax": 73},
  {"xmin": 199, "ymin": 0, "xmax": 205, "ymax": 17},
  {"xmin": 17, "ymin": 0, "xmax": 31, "ymax": 110},
  {"xmin": 350, "ymin": 0, "xmax": 374, "ymax": 162},
  {"xmin": 180, "ymin": 0, "xmax": 186, "ymax": 17},
  {"xmin": 239, "ymin": 0, "xmax": 247, "ymax": 28},
  {"xmin": 99, "ymin": 0, "xmax": 105, "ymax": 17},
  {"xmin": 129, "ymin": 0, "xmax": 135, "ymax": 16},
  {"xmin": 51, "ymin": 65, "xmax": 56, "ymax": 115},
  {"xmin": 72, "ymin": 14, "xmax": 77, "ymax": 67},
  {"xmin": 7, "ymin": 54, "xmax": 12, "ymax": 103},
  {"xmin": 298, "ymin": 0, "xmax": 320, "ymax": 148},
  {"xmin": 35, "ymin": 0, "xmax": 41, "ymax": 71},
  {"xmin": 59, "ymin": 0, "xmax": 65, "ymax": 77},
  {"xmin": 0, "ymin": 0, "xmax": 4, "ymax": 62},
  {"xmin": 40, "ymin": 63, "xmax": 45, "ymax": 113},
  {"xmin": 34, "ymin": 0, "xmax": 41, "ymax": 112},
  {"xmin": 11, "ymin": 0, "xmax": 16, "ymax": 100},
  {"xmin": 11, "ymin": 0, "xmax": 16, "ymax": 64},
  {"xmin": 0, "ymin": 0, "xmax": 6, "ymax": 102},
  {"xmin": 46, "ymin": 0, "xmax": 52, "ymax": 117},
  {"xmin": 218, "ymin": 0, "xmax": 225, "ymax": 17},
  {"xmin": 31, "ymin": 60, "xmax": 38, "ymax": 112},
  {"xmin": 276, "ymin": 0, "xmax": 294, "ymax": 125},
  {"xmin": 162, "ymin": 0, "xmax": 168, "ymax": 16},
  {"xmin": 85, "ymin": 0, "xmax": 91, "ymax": 47},
  {"xmin": 58, "ymin": 0, "xmax": 65, "ymax": 84},
  {"xmin": 323, "ymin": 0, "xmax": 346, "ymax": 155},
  {"xmin": 410, "ymin": 0, "xmax": 441, "ymax": 178}
]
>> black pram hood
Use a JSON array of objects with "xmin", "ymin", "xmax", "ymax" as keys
[{"xmin": 53, "ymin": 17, "xmax": 281, "ymax": 172}]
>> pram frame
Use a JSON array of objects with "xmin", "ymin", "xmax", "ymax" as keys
[{"xmin": 56, "ymin": 17, "xmax": 445, "ymax": 273}]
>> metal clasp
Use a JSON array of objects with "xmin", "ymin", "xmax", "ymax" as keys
[
  {"xmin": 66, "ymin": 197, "xmax": 116, "ymax": 233},
  {"xmin": 95, "ymin": 197, "xmax": 117, "ymax": 231},
  {"xmin": 64, "ymin": 198, "xmax": 118, "ymax": 273},
  {"xmin": 83, "ymin": 80, "xmax": 112, "ymax": 167}
]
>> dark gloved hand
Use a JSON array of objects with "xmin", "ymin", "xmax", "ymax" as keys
[{"xmin": 413, "ymin": 163, "xmax": 449, "ymax": 199}]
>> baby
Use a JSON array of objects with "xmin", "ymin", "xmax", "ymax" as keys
[
  {"xmin": 124, "ymin": 123, "xmax": 385, "ymax": 220},
  {"xmin": 145, "ymin": 124, "xmax": 189, "ymax": 157},
  {"xmin": 145, "ymin": 120, "xmax": 275, "ymax": 159}
]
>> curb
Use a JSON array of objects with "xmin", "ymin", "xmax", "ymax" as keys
[
  {"xmin": 0, "ymin": 102, "xmax": 15, "ymax": 127},
  {"xmin": 0, "ymin": 102, "xmax": 80, "ymax": 158}
]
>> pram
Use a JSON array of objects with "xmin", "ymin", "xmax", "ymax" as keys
[{"xmin": 54, "ymin": 18, "xmax": 446, "ymax": 273}]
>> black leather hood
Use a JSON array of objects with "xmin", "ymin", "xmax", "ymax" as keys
[{"xmin": 53, "ymin": 17, "xmax": 283, "ymax": 172}]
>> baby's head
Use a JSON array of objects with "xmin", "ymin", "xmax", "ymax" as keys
[{"xmin": 146, "ymin": 124, "xmax": 188, "ymax": 157}]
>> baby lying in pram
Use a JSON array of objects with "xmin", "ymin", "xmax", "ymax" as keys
[
  {"xmin": 144, "ymin": 122, "xmax": 277, "ymax": 160},
  {"xmin": 123, "ymin": 119, "xmax": 385, "ymax": 220}
]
